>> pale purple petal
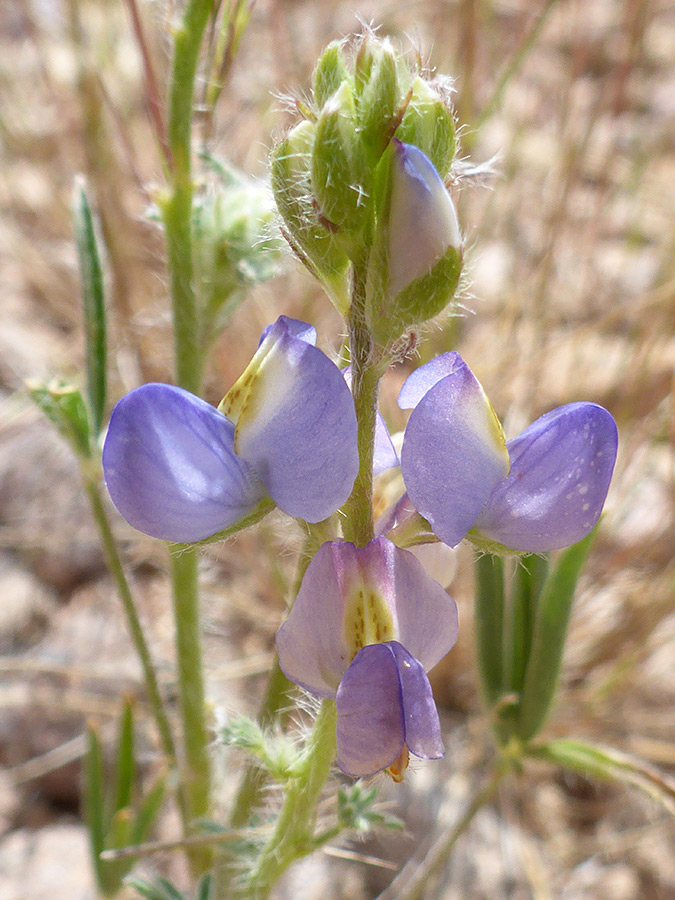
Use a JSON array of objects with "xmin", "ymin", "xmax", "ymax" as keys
[
  {"xmin": 102, "ymin": 384, "xmax": 267, "ymax": 542},
  {"xmin": 336, "ymin": 641, "xmax": 443, "ymax": 777},
  {"xmin": 233, "ymin": 318, "xmax": 359, "ymax": 522},
  {"xmin": 275, "ymin": 538, "xmax": 458, "ymax": 697},
  {"xmin": 276, "ymin": 542, "xmax": 355, "ymax": 697},
  {"xmin": 388, "ymin": 642, "xmax": 444, "ymax": 761},
  {"xmin": 335, "ymin": 642, "xmax": 405, "ymax": 777},
  {"xmin": 387, "ymin": 142, "xmax": 461, "ymax": 298},
  {"xmin": 257, "ymin": 315, "xmax": 316, "ymax": 347},
  {"xmin": 473, "ymin": 402, "xmax": 618, "ymax": 552},
  {"xmin": 381, "ymin": 540, "xmax": 458, "ymax": 672},
  {"xmin": 398, "ymin": 351, "xmax": 464, "ymax": 410},
  {"xmin": 400, "ymin": 355, "xmax": 510, "ymax": 547}
]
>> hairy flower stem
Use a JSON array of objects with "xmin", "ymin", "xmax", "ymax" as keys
[
  {"xmin": 341, "ymin": 260, "xmax": 384, "ymax": 547},
  {"xmin": 169, "ymin": 546, "xmax": 212, "ymax": 874},
  {"xmin": 243, "ymin": 700, "xmax": 338, "ymax": 899},
  {"xmin": 161, "ymin": 0, "xmax": 214, "ymax": 875}
]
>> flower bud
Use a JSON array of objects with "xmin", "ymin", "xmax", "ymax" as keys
[
  {"xmin": 192, "ymin": 162, "xmax": 282, "ymax": 342},
  {"xmin": 356, "ymin": 38, "xmax": 399, "ymax": 160},
  {"xmin": 365, "ymin": 141, "xmax": 462, "ymax": 345},
  {"xmin": 395, "ymin": 76, "xmax": 456, "ymax": 178},
  {"xmin": 311, "ymin": 81, "xmax": 368, "ymax": 233},
  {"xmin": 271, "ymin": 120, "xmax": 350, "ymax": 312},
  {"xmin": 312, "ymin": 40, "xmax": 349, "ymax": 108}
]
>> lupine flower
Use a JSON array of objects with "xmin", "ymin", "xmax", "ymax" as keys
[
  {"xmin": 398, "ymin": 352, "xmax": 618, "ymax": 553},
  {"xmin": 276, "ymin": 537, "xmax": 458, "ymax": 779},
  {"xmin": 102, "ymin": 316, "xmax": 358, "ymax": 542}
]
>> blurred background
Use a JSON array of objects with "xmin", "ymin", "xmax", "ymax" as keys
[{"xmin": 0, "ymin": 0, "xmax": 673, "ymax": 897}]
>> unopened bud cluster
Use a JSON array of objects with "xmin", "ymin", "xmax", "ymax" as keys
[{"xmin": 271, "ymin": 32, "xmax": 462, "ymax": 345}]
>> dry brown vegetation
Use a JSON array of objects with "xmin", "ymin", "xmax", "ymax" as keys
[{"xmin": 0, "ymin": 0, "xmax": 673, "ymax": 898}]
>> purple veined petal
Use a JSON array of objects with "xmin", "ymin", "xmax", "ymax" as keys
[
  {"xmin": 102, "ymin": 384, "xmax": 268, "ymax": 542},
  {"xmin": 275, "ymin": 538, "xmax": 458, "ymax": 698},
  {"xmin": 473, "ymin": 402, "xmax": 618, "ymax": 552},
  {"xmin": 400, "ymin": 355, "xmax": 510, "ymax": 548},
  {"xmin": 335, "ymin": 641, "xmax": 443, "ymax": 778},
  {"xmin": 342, "ymin": 367, "xmax": 399, "ymax": 475},
  {"xmin": 387, "ymin": 142, "xmax": 461, "ymax": 299},
  {"xmin": 223, "ymin": 317, "xmax": 359, "ymax": 522}
]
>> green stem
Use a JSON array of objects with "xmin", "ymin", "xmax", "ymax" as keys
[
  {"xmin": 169, "ymin": 546, "xmax": 212, "ymax": 872},
  {"xmin": 341, "ymin": 262, "xmax": 383, "ymax": 547},
  {"xmin": 162, "ymin": 0, "xmax": 213, "ymax": 395},
  {"xmin": 244, "ymin": 700, "xmax": 338, "ymax": 899},
  {"xmin": 161, "ymin": 0, "xmax": 214, "ymax": 875},
  {"xmin": 83, "ymin": 477, "xmax": 179, "ymax": 777}
]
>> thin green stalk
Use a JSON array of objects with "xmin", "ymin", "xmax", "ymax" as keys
[
  {"xmin": 341, "ymin": 263, "xmax": 383, "ymax": 547},
  {"xmin": 162, "ymin": 0, "xmax": 214, "ymax": 394},
  {"xmin": 161, "ymin": 0, "xmax": 214, "ymax": 874},
  {"xmin": 375, "ymin": 768, "xmax": 503, "ymax": 900},
  {"xmin": 83, "ymin": 477, "xmax": 189, "ymax": 831},
  {"xmin": 84, "ymin": 478, "xmax": 177, "ymax": 764},
  {"xmin": 169, "ymin": 546, "xmax": 212, "ymax": 873},
  {"xmin": 243, "ymin": 700, "xmax": 338, "ymax": 899}
]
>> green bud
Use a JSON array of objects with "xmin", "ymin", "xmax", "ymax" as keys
[
  {"xmin": 311, "ymin": 80, "xmax": 368, "ymax": 234},
  {"xmin": 365, "ymin": 141, "xmax": 462, "ymax": 346},
  {"xmin": 193, "ymin": 159, "xmax": 282, "ymax": 344},
  {"xmin": 395, "ymin": 76, "xmax": 456, "ymax": 177},
  {"xmin": 271, "ymin": 120, "xmax": 350, "ymax": 312},
  {"xmin": 312, "ymin": 40, "xmax": 350, "ymax": 108},
  {"xmin": 356, "ymin": 38, "xmax": 399, "ymax": 160}
]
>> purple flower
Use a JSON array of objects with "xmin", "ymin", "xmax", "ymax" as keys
[
  {"xmin": 276, "ymin": 537, "xmax": 458, "ymax": 779},
  {"xmin": 399, "ymin": 352, "xmax": 618, "ymax": 552},
  {"xmin": 102, "ymin": 316, "xmax": 359, "ymax": 542}
]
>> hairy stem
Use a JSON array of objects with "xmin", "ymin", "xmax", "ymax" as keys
[
  {"xmin": 169, "ymin": 546, "xmax": 212, "ymax": 873},
  {"xmin": 243, "ymin": 701, "xmax": 338, "ymax": 899},
  {"xmin": 161, "ymin": 1, "xmax": 214, "ymax": 874},
  {"xmin": 341, "ymin": 261, "xmax": 383, "ymax": 547}
]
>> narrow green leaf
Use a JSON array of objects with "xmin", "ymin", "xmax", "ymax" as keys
[
  {"xmin": 129, "ymin": 773, "xmax": 167, "ymax": 846},
  {"xmin": 125, "ymin": 876, "xmax": 185, "ymax": 900},
  {"xmin": 72, "ymin": 177, "xmax": 107, "ymax": 437},
  {"xmin": 528, "ymin": 739, "xmax": 675, "ymax": 816},
  {"xmin": 474, "ymin": 553, "xmax": 505, "ymax": 710},
  {"xmin": 112, "ymin": 698, "xmax": 136, "ymax": 820},
  {"xmin": 84, "ymin": 724, "xmax": 107, "ymax": 890},
  {"xmin": 196, "ymin": 874, "xmax": 213, "ymax": 900},
  {"xmin": 506, "ymin": 553, "xmax": 549, "ymax": 697},
  {"xmin": 101, "ymin": 808, "xmax": 135, "ymax": 895},
  {"xmin": 517, "ymin": 529, "xmax": 597, "ymax": 742}
]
